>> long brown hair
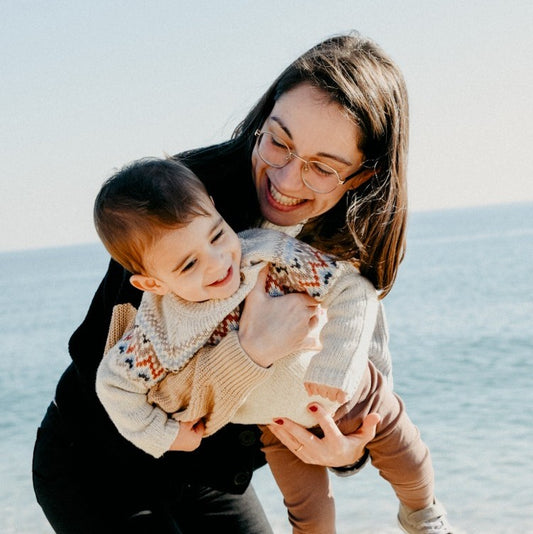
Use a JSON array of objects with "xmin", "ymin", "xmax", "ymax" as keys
[{"xmin": 233, "ymin": 32, "xmax": 409, "ymax": 297}]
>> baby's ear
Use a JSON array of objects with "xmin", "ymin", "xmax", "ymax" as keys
[{"xmin": 130, "ymin": 274, "xmax": 168, "ymax": 295}]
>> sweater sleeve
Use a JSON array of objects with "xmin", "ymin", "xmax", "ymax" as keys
[
  {"xmin": 303, "ymin": 264, "xmax": 379, "ymax": 395},
  {"xmin": 95, "ymin": 326, "xmax": 180, "ymax": 458},
  {"xmin": 368, "ymin": 301, "xmax": 393, "ymax": 385},
  {"xmin": 148, "ymin": 331, "xmax": 272, "ymax": 437}
]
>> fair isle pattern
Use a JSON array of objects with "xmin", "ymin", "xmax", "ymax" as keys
[
  {"xmin": 118, "ymin": 324, "xmax": 165, "ymax": 384},
  {"xmin": 104, "ymin": 303, "xmax": 138, "ymax": 355},
  {"xmin": 207, "ymin": 242, "xmax": 338, "ymax": 347},
  {"xmin": 207, "ymin": 306, "xmax": 242, "ymax": 346},
  {"xmin": 269, "ymin": 237, "xmax": 337, "ymax": 298}
]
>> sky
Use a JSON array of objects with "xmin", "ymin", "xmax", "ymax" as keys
[{"xmin": 1, "ymin": 0, "xmax": 532, "ymax": 252}]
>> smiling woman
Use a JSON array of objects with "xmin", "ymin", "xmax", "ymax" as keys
[
  {"xmin": 251, "ymin": 83, "xmax": 370, "ymax": 225},
  {"xmin": 32, "ymin": 31, "xmax": 422, "ymax": 534}
]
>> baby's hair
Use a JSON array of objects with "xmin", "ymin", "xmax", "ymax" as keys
[{"xmin": 94, "ymin": 157, "xmax": 211, "ymax": 274}]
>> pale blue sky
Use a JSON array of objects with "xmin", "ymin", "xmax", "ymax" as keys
[{"xmin": 2, "ymin": 0, "xmax": 532, "ymax": 251}]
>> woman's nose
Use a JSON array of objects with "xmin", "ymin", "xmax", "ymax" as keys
[{"xmin": 275, "ymin": 158, "xmax": 304, "ymax": 190}]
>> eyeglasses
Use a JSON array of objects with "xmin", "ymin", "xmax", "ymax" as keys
[{"xmin": 254, "ymin": 130, "xmax": 369, "ymax": 194}]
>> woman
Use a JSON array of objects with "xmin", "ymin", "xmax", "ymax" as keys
[{"xmin": 33, "ymin": 31, "xmax": 409, "ymax": 533}]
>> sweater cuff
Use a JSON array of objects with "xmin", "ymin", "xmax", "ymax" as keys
[
  {"xmin": 208, "ymin": 331, "xmax": 272, "ymax": 396},
  {"xmin": 142, "ymin": 415, "xmax": 181, "ymax": 458},
  {"xmin": 193, "ymin": 331, "xmax": 273, "ymax": 436}
]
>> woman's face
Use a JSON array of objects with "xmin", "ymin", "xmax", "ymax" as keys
[{"xmin": 252, "ymin": 83, "xmax": 369, "ymax": 227}]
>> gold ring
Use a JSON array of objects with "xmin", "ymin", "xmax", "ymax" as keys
[{"xmin": 294, "ymin": 443, "xmax": 304, "ymax": 453}]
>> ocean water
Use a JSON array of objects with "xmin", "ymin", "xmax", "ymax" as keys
[{"xmin": 1, "ymin": 203, "xmax": 532, "ymax": 533}]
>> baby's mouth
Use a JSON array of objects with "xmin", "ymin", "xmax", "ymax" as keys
[{"xmin": 209, "ymin": 266, "xmax": 233, "ymax": 287}]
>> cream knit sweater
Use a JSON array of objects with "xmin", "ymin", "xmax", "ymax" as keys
[{"xmin": 96, "ymin": 228, "xmax": 391, "ymax": 458}]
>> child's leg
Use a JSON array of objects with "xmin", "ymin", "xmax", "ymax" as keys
[
  {"xmin": 336, "ymin": 363, "xmax": 434, "ymax": 511},
  {"xmin": 260, "ymin": 426, "xmax": 335, "ymax": 534}
]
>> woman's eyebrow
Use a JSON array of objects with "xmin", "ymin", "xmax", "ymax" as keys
[
  {"xmin": 269, "ymin": 116, "xmax": 353, "ymax": 167},
  {"xmin": 269, "ymin": 116, "xmax": 292, "ymax": 139}
]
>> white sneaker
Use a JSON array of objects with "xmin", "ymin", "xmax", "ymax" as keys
[{"xmin": 398, "ymin": 499, "xmax": 455, "ymax": 533}]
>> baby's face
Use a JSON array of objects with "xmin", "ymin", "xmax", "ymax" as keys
[{"xmin": 143, "ymin": 203, "xmax": 242, "ymax": 302}]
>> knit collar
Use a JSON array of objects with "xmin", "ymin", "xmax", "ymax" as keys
[{"xmin": 135, "ymin": 258, "xmax": 263, "ymax": 371}]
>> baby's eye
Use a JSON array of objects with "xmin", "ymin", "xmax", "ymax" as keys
[
  {"xmin": 211, "ymin": 229, "xmax": 224, "ymax": 243},
  {"xmin": 182, "ymin": 258, "xmax": 197, "ymax": 272}
]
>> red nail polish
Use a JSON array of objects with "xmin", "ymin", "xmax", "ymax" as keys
[
  {"xmin": 274, "ymin": 419, "xmax": 284, "ymax": 425},
  {"xmin": 308, "ymin": 405, "xmax": 318, "ymax": 412}
]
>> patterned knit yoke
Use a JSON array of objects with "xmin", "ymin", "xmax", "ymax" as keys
[{"xmin": 207, "ymin": 235, "xmax": 339, "ymax": 347}]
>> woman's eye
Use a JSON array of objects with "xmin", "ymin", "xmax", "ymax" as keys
[
  {"xmin": 270, "ymin": 135, "xmax": 287, "ymax": 149},
  {"xmin": 311, "ymin": 161, "xmax": 336, "ymax": 177}
]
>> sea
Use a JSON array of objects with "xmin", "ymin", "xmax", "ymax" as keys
[{"xmin": 1, "ymin": 202, "xmax": 532, "ymax": 533}]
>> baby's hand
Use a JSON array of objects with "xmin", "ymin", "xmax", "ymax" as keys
[
  {"xmin": 167, "ymin": 419, "xmax": 205, "ymax": 452},
  {"xmin": 304, "ymin": 382, "xmax": 349, "ymax": 404}
]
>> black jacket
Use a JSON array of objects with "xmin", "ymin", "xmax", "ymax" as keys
[{"xmin": 54, "ymin": 141, "xmax": 266, "ymax": 494}]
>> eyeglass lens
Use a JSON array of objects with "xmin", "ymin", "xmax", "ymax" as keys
[{"xmin": 257, "ymin": 132, "xmax": 340, "ymax": 193}]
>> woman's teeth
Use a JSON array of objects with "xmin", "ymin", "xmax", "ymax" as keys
[{"xmin": 269, "ymin": 182, "xmax": 304, "ymax": 206}]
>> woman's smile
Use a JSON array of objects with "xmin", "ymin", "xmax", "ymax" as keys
[{"xmin": 267, "ymin": 178, "xmax": 306, "ymax": 208}]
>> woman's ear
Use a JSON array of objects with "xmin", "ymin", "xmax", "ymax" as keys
[
  {"xmin": 348, "ymin": 168, "xmax": 376, "ymax": 190},
  {"xmin": 130, "ymin": 274, "xmax": 168, "ymax": 295}
]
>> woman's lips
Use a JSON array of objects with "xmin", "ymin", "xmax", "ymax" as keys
[{"xmin": 268, "ymin": 179, "xmax": 306, "ymax": 208}]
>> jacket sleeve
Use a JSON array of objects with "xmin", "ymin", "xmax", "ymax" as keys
[
  {"xmin": 68, "ymin": 258, "xmax": 143, "ymax": 383},
  {"xmin": 95, "ymin": 326, "xmax": 180, "ymax": 458},
  {"xmin": 304, "ymin": 264, "xmax": 379, "ymax": 395}
]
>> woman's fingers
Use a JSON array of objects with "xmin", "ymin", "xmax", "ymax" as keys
[
  {"xmin": 267, "ymin": 404, "xmax": 382, "ymax": 467},
  {"xmin": 306, "ymin": 402, "xmax": 343, "ymax": 438},
  {"xmin": 267, "ymin": 409, "xmax": 336, "ymax": 463},
  {"xmin": 252, "ymin": 265, "xmax": 269, "ymax": 295},
  {"xmin": 267, "ymin": 418, "xmax": 308, "ymax": 455},
  {"xmin": 351, "ymin": 412, "xmax": 380, "ymax": 443}
]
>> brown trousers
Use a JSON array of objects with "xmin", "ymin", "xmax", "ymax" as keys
[{"xmin": 260, "ymin": 361, "xmax": 434, "ymax": 534}]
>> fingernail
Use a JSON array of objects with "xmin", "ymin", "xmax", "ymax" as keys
[
  {"xmin": 274, "ymin": 418, "xmax": 284, "ymax": 425},
  {"xmin": 308, "ymin": 405, "xmax": 318, "ymax": 412}
]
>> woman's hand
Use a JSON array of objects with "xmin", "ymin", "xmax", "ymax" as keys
[
  {"xmin": 266, "ymin": 403, "xmax": 380, "ymax": 467},
  {"xmin": 238, "ymin": 266, "xmax": 322, "ymax": 367}
]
